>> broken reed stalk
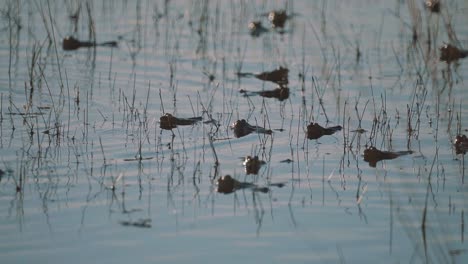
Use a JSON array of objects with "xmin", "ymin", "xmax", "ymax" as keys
[
  {"xmin": 208, "ymin": 133, "xmax": 218, "ymax": 165},
  {"xmin": 108, "ymin": 46, "xmax": 113, "ymax": 81},
  {"xmin": 46, "ymin": 0, "xmax": 64, "ymax": 94},
  {"xmin": 312, "ymin": 76, "xmax": 329, "ymax": 123},
  {"xmin": 421, "ymin": 146, "xmax": 438, "ymax": 261},
  {"xmin": 159, "ymin": 88, "xmax": 165, "ymax": 114},
  {"xmin": 462, "ymin": 210, "xmax": 465, "ymax": 243},
  {"xmin": 144, "ymin": 81, "xmax": 151, "ymax": 129},
  {"xmin": 99, "ymin": 136, "xmax": 106, "ymax": 165},
  {"xmin": 342, "ymin": 100, "xmax": 347, "ymax": 150},
  {"xmin": 0, "ymin": 93, "xmax": 3, "ymax": 126}
]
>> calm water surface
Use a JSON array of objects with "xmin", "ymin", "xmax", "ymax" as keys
[{"xmin": 1, "ymin": 0, "xmax": 468, "ymax": 263}]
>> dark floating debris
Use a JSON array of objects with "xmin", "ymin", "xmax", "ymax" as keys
[
  {"xmin": 231, "ymin": 119, "xmax": 272, "ymax": 138},
  {"xmin": 240, "ymin": 86, "xmax": 289, "ymax": 101},
  {"xmin": 268, "ymin": 10, "xmax": 288, "ymax": 28},
  {"xmin": 216, "ymin": 175, "xmax": 285, "ymax": 194},
  {"xmin": 248, "ymin": 21, "xmax": 268, "ymax": 37},
  {"xmin": 363, "ymin": 147, "xmax": 413, "ymax": 168},
  {"xmin": 159, "ymin": 113, "xmax": 202, "ymax": 130},
  {"xmin": 237, "ymin": 67, "xmax": 289, "ymax": 86},
  {"xmin": 306, "ymin": 123, "xmax": 342, "ymax": 140},
  {"xmin": 425, "ymin": 0, "xmax": 440, "ymax": 13},
  {"xmin": 439, "ymin": 43, "xmax": 468, "ymax": 63},
  {"xmin": 243, "ymin": 156, "xmax": 266, "ymax": 175},
  {"xmin": 62, "ymin": 36, "xmax": 118, "ymax": 51},
  {"xmin": 119, "ymin": 218, "xmax": 152, "ymax": 228},
  {"xmin": 454, "ymin": 134, "xmax": 468, "ymax": 155}
]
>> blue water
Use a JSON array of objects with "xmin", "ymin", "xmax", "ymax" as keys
[{"xmin": 1, "ymin": 0, "xmax": 468, "ymax": 263}]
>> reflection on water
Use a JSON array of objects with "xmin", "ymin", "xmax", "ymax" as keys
[
  {"xmin": 1, "ymin": 0, "xmax": 468, "ymax": 263},
  {"xmin": 237, "ymin": 67, "xmax": 289, "ymax": 86},
  {"xmin": 240, "ymin": 86, "xmax": 290, "ymax": 101}
]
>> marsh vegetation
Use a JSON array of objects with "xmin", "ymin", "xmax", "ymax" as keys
[{"xmin": 0, "ymin": 0, "xmax": 468, "ymax": 263}]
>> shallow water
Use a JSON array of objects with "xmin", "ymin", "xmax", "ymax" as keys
[{"xmin": 1, "ymin": 0, "xmax": 468, "ymax": 263}]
